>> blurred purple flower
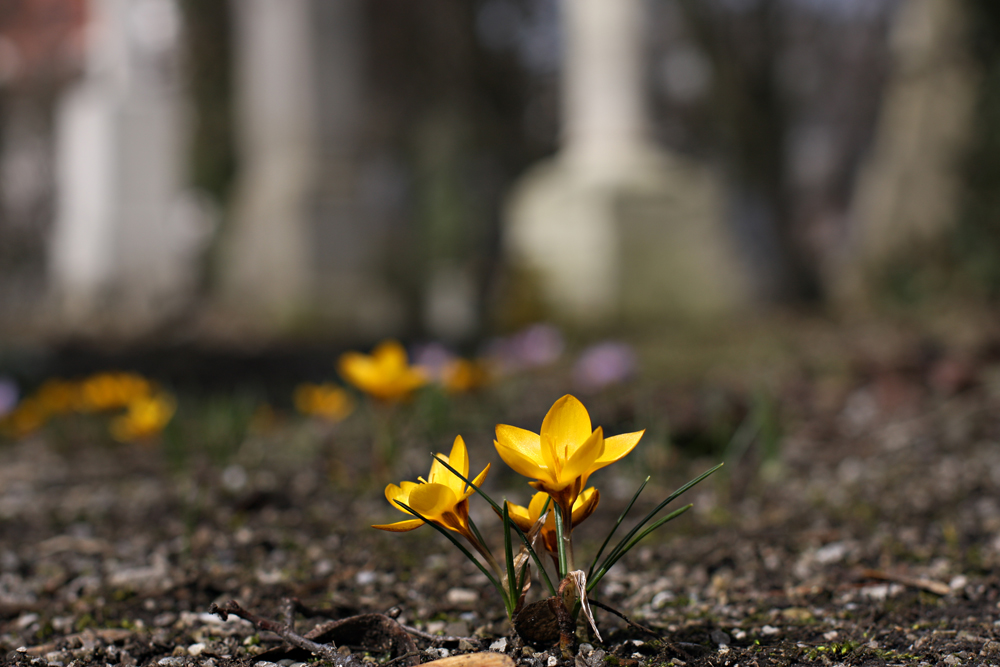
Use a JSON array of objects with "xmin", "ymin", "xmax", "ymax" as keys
[
  {"xmin": 485, "ymin": 323, "xmax": 564, "ymax": 373},
  {"xmin": 0, "ymin": 377, "xmax": 19, "ymax": 417},
  {"xmin": 411, "ymin": 342, "xmax": 456, "ymax": 381},
  {"xmin": 573, "ymin": 342, "xmax": 636, "ymax": 390}
]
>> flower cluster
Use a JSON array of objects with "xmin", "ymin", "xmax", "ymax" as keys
[
  {"xmin": 373, "ymin": 393, "xmax": 721, "ymax": 649},
  {"xmin": 0, "ymin": 372, "xmax": 175, "ymax": 442}
]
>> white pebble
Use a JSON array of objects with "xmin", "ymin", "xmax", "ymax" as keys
[{"xmin": 490, "ymin": 637, "xmax": 508, "ymax": 652}]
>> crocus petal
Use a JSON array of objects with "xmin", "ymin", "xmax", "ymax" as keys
[
  {"xmin": 528, "ymin": 491, "xmax": 552, "ymax": 522},
  {"xmin": 427, "ymin": 453, "xmax": 451, "ymax": 486},
  {"xmin": 385, "ymin": 483, "xmax": 409, "ymax": 507},
  {"xmin": 408, "ymin": 482, "xmax": 458, "ymax": 518},
  {"xmin": 562, "ymin": 426, "xmax": 604, "ymax": 482},
  {"xmin": 373, "ymin": 339, "xmax": 409, "ymax": 370},
  {"xmin": 448, "ymin": 435, "xmax": 470, "ymax": 481},
  {"xmin": 570, "ymin": 487, "xmax": 600, "ymax": 527},
  {"xmin": 495, "ymin": 424, "xmax": 543, "ymax": 460},
  {"xmin": 540, "ymin": 395, "xmax": 593, "ymax": 458},
  {"xmin": 505, "ymin": 501, "xmax": 535, "ymax": 532},
  {"xmin": 594, "ymin": 429, "xmax": 645, "ymax": 468},
  {"xmin": 372, "ymin": 519, "xmax": 425, "ymax": 532},
  {"xmin": 495, "ymin": 439, "xmax": 550, "ymax": 482},
  {"xmin": 461, "ymin": 463, "xmax": 490, "ymax": 501},
  {"xmin": 338, "ymin": 353, "xmax": 381, "ymax": 391}
]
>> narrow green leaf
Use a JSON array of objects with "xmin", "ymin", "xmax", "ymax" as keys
[
  {"xmin": 587, "ymin": 476, "xmax": 650, "ymax": 581},
  {"xmin": 553, "ymin": 500, "xmax": 568, "ymax": 579},
  {"xmin": 395, "ymin": 501, "xmax": 509, "ymax": 610},
  {"xmin": 597, "ymin": 463, "xmax": 722, "ymax": 578},
  {"xmin": 503, "ymin": 502, "xmax": 517, "ymax": 603},
  {"xmin": 588, "ymin": 504, "xmax": 692, "ymax": 591},
  {"xmin": 432, "ymin": 454, "xmax": 557, "ymax": 595}
]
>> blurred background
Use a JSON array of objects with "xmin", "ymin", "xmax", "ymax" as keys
[{"xmin": 0, "ymin": 0, "xmax": 999, "ymax": 365}]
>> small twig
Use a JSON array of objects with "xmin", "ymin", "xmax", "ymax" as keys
[
  {"xmin": 210, "ymin": 600, "xmax": 350, "ymax": 666},
  {"xmin": 398, "ymin": 622, "xmax": 480, "ymax": 645},
  {"xmin": 859, "ymin": 568, "xmax": 951, "ymax": 596},
  {"xmin": 384, "ymin": 650, "xmax": 422, "ymax": 666},
  {"xmin": 589, "ymin": 599, "xmax": 660, "ymax": 637}
]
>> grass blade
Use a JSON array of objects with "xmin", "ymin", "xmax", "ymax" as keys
[
  {"xmin": 594, "ymin": 463, "xmax": 722, "ymax": 586},
  {"xmin": 432, "ymin": 454, "xmax": 557, "ymax": 595},
  {"xmin": 588, "ymin": 504, "xmax": 692, "ymax": 591},
  {"xmin": 587, "ymin": 476, "xmax": 650, "ymax": 581}
]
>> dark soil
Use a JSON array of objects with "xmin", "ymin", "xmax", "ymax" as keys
[{"xmin": 2, "ymin": 320, "xmax": 1000, "ymax": 667}]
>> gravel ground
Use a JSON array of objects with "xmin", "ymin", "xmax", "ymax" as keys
[{"xmin": 2, "ymin": 327, "xmax": 1000, "ymax": 667}]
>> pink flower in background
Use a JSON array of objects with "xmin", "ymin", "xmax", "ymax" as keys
[
  {"xmin": 573, "ymin": 342, "xmax": 636, "ymax": 390},
  {"xmin": 485, "ymin": 323, "xmax": 564, "ymax": 374},
  {"xmin": 0, "ymin": 377, "xmax": 18, "ymax": 417}
]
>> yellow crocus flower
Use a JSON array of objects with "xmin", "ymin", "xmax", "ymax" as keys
[
  {"xmin": 80, "ymin": 372, "xmax": 152, "ymax": 412},
  {"xmin": 373, "ymin": 435, "xmax": 489, "ymax": 538},
  {"xmin": 506, "ymin": 487, "xmax": 600, "ymax": 555},
  {"xmin": 338, "ymin": 340, "xmax": 428, "ymax": 402},
  {"xmin": 109, "ymin": 392, "xmax": 176, "ymax": 442},
  {"xmin": 494, "ymin": 394, "xmax": 643, "ymax": 513},
  {"xmin": 293, "ymin": 383, "xmax": 355, "ymax": 422}
]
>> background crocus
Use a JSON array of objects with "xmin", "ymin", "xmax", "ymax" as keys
[{"xmin": 338, "ymin": 339, "xmax": 428, "ymax": 402}]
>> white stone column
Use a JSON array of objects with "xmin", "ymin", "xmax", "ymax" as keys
[
  {"xmin": 218, "ymin": 0, "xmax": 317, "ymax": 326},
  {"xmin": 49, "ymin": 0, "xmax": 204, "ymax": 332},
  {"xmin": 505, "ymin": 0, "xmax": 745, "ymax": 325}
]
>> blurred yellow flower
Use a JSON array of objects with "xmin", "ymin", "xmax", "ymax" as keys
[
  {"xmin": 338, "ymin": 340, "xmax": 428, "ymax": 402},
  {"xmin": 494, "ymin": 394, "xmax": 643, "ymax": 513},
  {"xmin": 293, "ymin": 383, "xmax": 355, "ymax": 422},
  {"xmin": 506, "ymin": 487, "xmax": 600, "ymax": 555},
  {"xmin": 0, "ymin": 398, "xmax": 47, "ymax": 438},
  {"xmin": 373, "ymin": 435, "xmax": 489, "ymax": 537},
  {"xmin": 109, "ymin": 392, "xmax": 176, "ymax": 442},
  {"xmin": 80, "ymin": 372, "xmax": 152, "ymax": 412},
  {"xmin": 34, "ymin": 379, "xmax": 83, "ymax": 415},
  {"xmin": 441, "ymin": 358, "xmax": 492, "ymax": 394}
]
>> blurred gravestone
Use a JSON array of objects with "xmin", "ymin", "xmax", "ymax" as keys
[
  {"xmin": 218, "ymin": 0, "xmax": 403, "ymax": 336},
  {"xmin": 504, "ymin": 0, "xmax": 746, "ymax": 327},
  {"xmin": 842, "ymin": 0, "xmax": 976, "ymax": 298},
  {"xmin": 48, "ymin": 0, "xmax": 209, "ymax": 333}
]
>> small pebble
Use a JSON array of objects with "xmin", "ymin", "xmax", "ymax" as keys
[
  {"xmin": 944, "ymin": 655, "xmax": 962, "ymax": 666},
  {"xmin": 521, "ymin": 647, "xmax": 534, "ymax": 657},
  {"xmin": 760, "ymin": 625, "xmax": 780, "ymax": 636},
  {"xmin": 490, "ymin": 637, "xmax": 508, "ymax": 652},
  {"xmin": 547, "ymin": 656, "xmax": 559, "ymax": 667},
  {"xmin": 578, "ymin": 644, "xmax": 594, "ymax": 655},
  {"xmin": 458, "ymin": 639, "xmax": 477, "ymax": 651},
  {"xmin": 158, "ymin": 658, "xmax": 186, "ymax": 667},
  {"xmin": 188, "ymin": 643, "xmax": 206, "ymax": 657},
  {"xmin": 710, "ymin": 629, "xmax": 730, "ymax": 646},
  {"xmin": 446, "ymin": 588, "xmax": 479, "ymax": 606}
]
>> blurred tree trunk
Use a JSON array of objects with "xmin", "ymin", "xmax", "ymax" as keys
[{"xmin": 683, "ymin": 0, "xmax": 824, "ymax": 303}]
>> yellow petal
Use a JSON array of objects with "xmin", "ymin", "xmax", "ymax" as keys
[
  {"xmin": 372, "ymin": 519, "xmax": 425, "ymax": 532},
  {"xmin": 461, "ymin": 463, "xmax": 491, "ymax": 501},
  {"xmin": 408, "ymin": 483, "xmax": 458, "ymax": 518},
  {"xmin": 595, "ymin": 429, "xmax": 645, "ymax": 467},
  {"xmin": 427, "ymin": 452, "xmax": 451, "ymax": 486},
  {"xmin": 562, "ymin": 426, "xmax": 604, "ymax": 482},
  {"xmin": 448, "ymin": 435, "xmax": 470, "ymax": 481},
  {"xmin": 495, "ymin": 424, "xmax": 543, "ymax": 460},
  {"xmin": 373, "ymin": 339, "xmax": 408, "ymax": 370},
  {"xmin": 570, "ymin": 487, "xmax": 600, "ymax": 527},
  {"xmin": 494, "ymin": 436, "xmax": 549, "ymax": 482},
  {"xmin": 505, "ymin": 500, "xmax": 535, "ymax": 532},
  {"xmin": 528, "ymin": 491, "xmax": 552, "ymax": 522},
  {"xmin": 540, "ymin": 395, "xmax": 593, "ymax": 457}
]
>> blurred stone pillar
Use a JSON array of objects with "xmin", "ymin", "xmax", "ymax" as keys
[
  {"xmin": 504, "ymin": 0, "xmax": 745, "ymax": 326},
  {"xmin": 219, "ymin": 0, "xmax": 403, "ymax": 335},
  {"xmin": 49, "ymin": 0, "xmax": 204, "ymax": 332},
  {"xmin": 217, "ymin": 0, "xmax": 316, "ymax": 328},
  {"xmin": 841, "ymin": 0, "xmax": 976, "ymax": 299}
]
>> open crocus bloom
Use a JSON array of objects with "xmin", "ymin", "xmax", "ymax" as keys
[
  {"xmin": 373, "ymin": 435, "xmax": 490, "ymax": 535},
  {"xmin": 338, "ymin": 340, "xmax": 428, "ymax": 402},
  {"xmin": 506, "ymin": 487, "xmax": 600, "ymax": 554},
  {"xmin": 494, "ymin": 394, "xmax": 643, "ymax": 512}
]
